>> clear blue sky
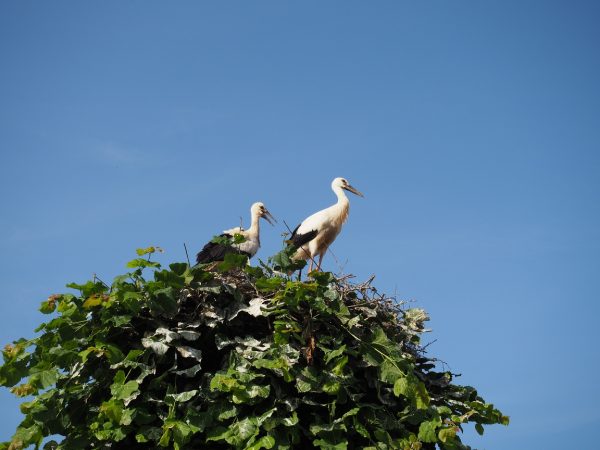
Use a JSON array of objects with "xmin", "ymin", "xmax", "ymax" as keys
[{"xmin": 1, "ymin": 2, "xmax": 599, "ymax": 448}]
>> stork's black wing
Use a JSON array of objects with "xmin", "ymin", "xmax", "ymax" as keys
[
  {"xmin": 195, "ymin": 234, "xmax": 250, "ymax": 264},
  {"xmin": 288, "ymin": 224, "xmax": 318, "ymax": 248}
]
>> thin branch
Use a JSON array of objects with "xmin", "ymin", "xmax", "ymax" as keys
[
  {"xmin": 183, "ymin": 243, "xmax": 191, "ymax": 266},
  {"xmin": 92, "ymin": 273, "xmax": 109, "ymax": 289}
]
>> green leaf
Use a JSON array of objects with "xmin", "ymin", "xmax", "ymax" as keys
[
  {"xmin": 110, "ymin": 371, "xmax": 139, "ymax": 402},
  {"xmin": 255, "ymin": 277, "xmax": 285, "ymax": 291},
  {"xmin": 169, "ymin": 262, "xmax": 188, "ymax": 275},
  {"xmin": 296, "ymin": 367, "xmax": 321, "ymax": 393},
  {"xmin": 166, "ymin": 389, "xmax": 197, "ymax": 404},
  {"xmin": 313, "ymin": 437, "xmax": 348, "ymax": 450},
  {"xmin": 309, "ymin": 271, "xmax": 335, "ymax": 285},
  {"xmin": 331, "ymin": 355, "xmax": 348, "ymax": 376},
  {"xmin": 271, "ymin": 247, "xmax": 306, "ymax": 272},
  {"xmin": 210, "ymin": 373, "xmax": 238, "ymax": 392},
  {"xmin": 281, "ymin": 412, "xmax": 299, "ymax": 427},
  {"xmin": 66, "ymin": 280, "xmax": 106, "ymax": 296},
  {"xmin": 475, "ymin": 423, "xmax": 484, "ymax": 435},
  {"xmin": 10, "ymin": 424, "xmax": 43, "ymax": 449},
  {"xmin": 228, "ymin": 417, "xmax": 258, "ymax": 445},
  {"xmin": 82, "ymin": 294, "xmax": 107, "ymax": 309},
  {"xmin": 39, "ymin": 295, "xmax": 59, "ymax": 314},
  {"xmin": 186, "ymin": 410, "xmax": 213, "ymax": 433},
  {"xmin": 216, "ymin": 253, "xmax": 249, "ymax": 272},
  {"xmin": 415, "ymin": 381, "xmax": 430, "ymax": 409},
  {"xmin": 379, "ymin": 358, "xmax": 404, "ymax": 384},
  {"xmin": 158, "ymin": 427, "xmax": 171, "ymax": 447},
  {"xmin": 100, "ymin": 399, "xmax": 123, "ymax": 423},
  {"xmin": 206, "ymin": 426, "xmax": 232, "ymax": 443},
  {"xmin": 393, "ymin": 377, "xmax": 411, "ymax": 398},
  {"xmin": 154, "ymin": 268, "xmax": 186, "ymax": 289},
  {"xmin": 370, "ymin": 327, "xmax": 392, "ymax": 348},
  {"xmin": 324, "ymin": 344, "xmax": 346, "ymax": 364},
  {"xmin": 438, "ymin": 426, "xmax": 457, "ymax": 443},
  {"xmin": 418, "ymin": 418, "xmax": 441, "ymax": 443},
  {"xmin": 136, "ymin": 246, "xmax": 159, "ymax": 256},
  {"xmin": 246, "ymin": 435, "xmax": 276, "ymax": 450},
  {"xmin": 141, "ymin": 337, "xmax": 169, "ymax": 355},
  {"xmin": 29, "ymin": 367, "xmax": 59, "ymax": 390},
  {"xmin": 126, "ymin": 258, "xmax": 161, "ymax": 269}
]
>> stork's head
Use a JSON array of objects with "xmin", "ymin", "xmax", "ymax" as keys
[
  {"xmin": 332, "ymin": 177, "xmax": 364, "ymax": 197},
  {"xmin": 251, "ymin": 202, "xmax": 277, "ymax": 225}
]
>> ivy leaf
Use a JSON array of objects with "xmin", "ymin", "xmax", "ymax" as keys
[
  {"xmin": 255, "ymin": 277, "xmax": 285, "ymax": 292},
  {"xmin": 415, "ymin": 381, "xmax": 430, "ymax": 409},
  {"xmin": 82, "ymin": 294, "xmax": 107, "ymax": 309},
  {"xmin": 126, "ymin": 258, "xmax": 161, "ymax": 269},
  {"xmin": 324, "ymin": 345, "xmax": 346, "ymax": 364},
  {"xmin": 217, "ymin": 253, "xmax": 248, "ymax": 272},
  {"xmin": 165, "ymin": 390, "xmax": 198, "ymax": 404},
  {"xmin": 136, "ymin": 246, "xmax": 163, "ymax": 256},
  {"xmin": 438, "ymin": 426, "xmax": 457, "ymax": 443},
  {"xmin": 176, "ymin": 346, "xmax": 202, "ymax": 361},
  {"xmin": 418, "ymin": 417, "xmax": 441, "ymax": 443},
  {"xmin": 228, "ymin": 297, "xmax": 268, "ymax": 320},
  {"xmin": 29, "ymin": 367, "xmax": 59, "ymax": 390},
  {"xmin": 246, "ymin": 435, "xmax": 276, "ymax": 450},
  {"xmin": 114, "ymin": 380, "xmax": 139, "ymax": 401},
  {"xmin": 39, "ymin": 295, "xmax": 59, "ymax": 314},
  {"xmin": 393, "ymin": 377, "xmax": 411, "ymax": 398},
  {"xmin": 66, "ymin": 280, "xmax": 106, "ymax": 297},
  {"xmin": 141, "ymin": 338, "xmax": 169, "ymax": 356},
  {"xmin": 379, "ymin": 359, "xmax": 404, "ymax": 384},
  {"xmin": 227, "ymin": 417, "xmax": 258, "ymax": 446},
  {"xmin": 177, "ymin": 330, "xmax": 201, "ymax": 341},
  {"xmin": 313, "ymin": 437, "xmax": 348, "ymax": 450}
]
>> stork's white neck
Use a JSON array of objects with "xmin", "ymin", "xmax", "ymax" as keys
[
  {"xmin": 331, "ymin": 184, "xmax": 350, "ymax": 225},
  {"xmin": 332, "ymin": 184, "xmax": 350, "ymax": 205},
  {"xmin": 244, "ymin": 210, "xmax": 261, "ymax": 248},
  {"xmin": 247, "ymin": 211, "xmax": 260, "ymax": 234}
]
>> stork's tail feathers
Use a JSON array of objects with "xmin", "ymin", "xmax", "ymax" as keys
[
  {"xmin": 287, "ymin": 229, "xmax": 318, "ymax": 249},
  {"xmin": 196, "ymin": 237, "xmax": 251, "ymax": 264}
]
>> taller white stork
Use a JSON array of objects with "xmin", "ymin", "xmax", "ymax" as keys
[
  {"xmin": 289, "ymin": 177, "xmax": 364, "ymax": 272},
  {"xmin": 196, "ymin": 202, "xmax": 276, "ymax": 264}
]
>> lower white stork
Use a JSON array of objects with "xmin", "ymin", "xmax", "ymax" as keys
[
  {"xmin": 196, "ymin": 202, "xmax": 276, "ymax": 264},
  {"xmin": 288, "ymin": 177, "xmax": 364, "ymax": 272}
]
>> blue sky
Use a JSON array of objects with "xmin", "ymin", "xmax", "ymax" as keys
[{"xmin": 1, "ymin": 1, "xmax": 599, "ymax": 448}]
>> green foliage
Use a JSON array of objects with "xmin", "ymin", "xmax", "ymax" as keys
[
  {"xmin": 0, "ymin": 248, "xmax": 508, "ymax": 449},
  {"xmin": 268, "ymin": 246, "xmax": 307, "ymax": 273}
]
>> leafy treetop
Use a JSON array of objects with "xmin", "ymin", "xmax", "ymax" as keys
[{"xmin": 0, "ymin": 247, "xmax": 508, "ymax": 450}]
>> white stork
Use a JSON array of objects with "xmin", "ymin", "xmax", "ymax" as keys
[
  {"xmin": 196, "ymin": 202, "xmax": 276, "ymax": 264},
  {"xmin": 288, "ymin": 177, "xmax": 364, "ymax": 272}
]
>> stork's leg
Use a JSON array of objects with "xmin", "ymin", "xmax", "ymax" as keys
[
  {"xmin": 308, "ymin": 259, "xmax": 314, "ymax": 273},
  {"xmin": 316, "ymin": 253, "xmax": 325, "ymax": 272}
]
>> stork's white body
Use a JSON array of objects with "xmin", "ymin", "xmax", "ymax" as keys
[
  {"xmin": 196, "ymin": 202, "xmax": 275, "ymax": 264},
  {"xmin": 293, "ymin": 198, "xmax": 349, "ymax": 264},
  {"xmin": 230, "ymin": 213, "xmax": 262, "ymax": 257},
  {"xmin": 223, "ymin": 226, "xmax": 244, "ymax": 235},
  {"xmin": 291, "ymin": 178, "xmax": 363, "ymax": 272}
]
